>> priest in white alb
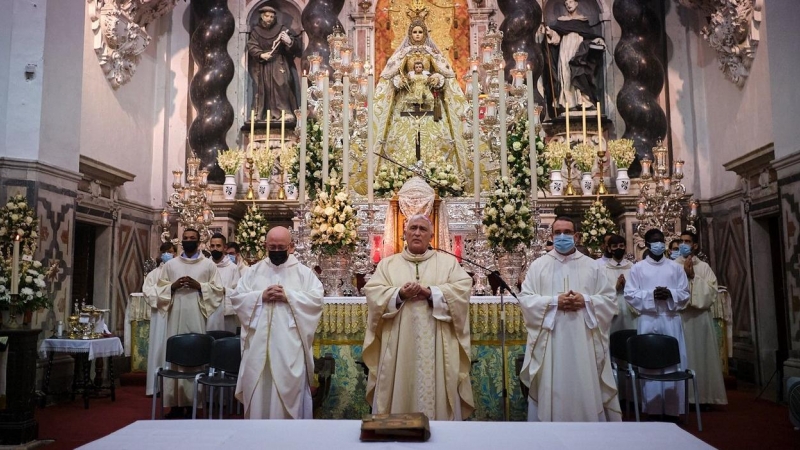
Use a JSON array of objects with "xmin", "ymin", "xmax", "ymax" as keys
[
  {"xmin": 675, "ymin": 230, "xmax": 727, "ymax": 406},
  {"xmin": 155, "ymin": 228, "xmax": 224, "ymax": 418},
  {"xmin": 142, "ymin": 241, "xmax": 176, "ymax": 396},
  {"xmin": 624, "ymin": 228, "xmax": 690, "ymax": 418},
  {"xmin": 519, "ymin": 216, "xmax": 621, "ymax": 422},
  {"xmin": 206, "ymin": 233, "xmax": 241, "ymax": 333},
  {"xmin": 362, "ymin": 215, "xmax": 474, "ymax": 420},
  {"xmin": 231, "ymin": 226, "xmax": 324, "ymax": 419}
]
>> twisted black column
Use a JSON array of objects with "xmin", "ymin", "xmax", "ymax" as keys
[
  {"xmin": 301, "ymin": 0, "xmax": 344, "ymax": 73},
  {"xmin": 498, "ymin": 0, "xmax": 544, "ymax": 106},
  {"xmin": 613, "ymin": 0, "xmax": 667, "ymax": 177},
  {"xmin": 189, "ymin": 0, "xmax": 235, "ymax": 185}
]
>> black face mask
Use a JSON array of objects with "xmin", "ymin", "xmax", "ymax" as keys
[
  {"xmin": 182, "ymin": 240, "xmax": 198, "ymax": 254},
  {"xmin": 210, "ymin": 250, "xmax": 224, "ymax": 261},
  {"xmin": 268, "ymin": 250, "xmax": 289, "ymax": 266},
  {"xmin": 612, "ymin": 248, "xmax": 626, "ymax": 260}
]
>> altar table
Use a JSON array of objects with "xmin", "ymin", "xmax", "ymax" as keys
[
  {"xmin": 39, "ymin": 337, "xmax": 124, "ymax": 409},
  {"xmin": 78, "ymin": 419, "xmax": 713, "ymax": 450}
]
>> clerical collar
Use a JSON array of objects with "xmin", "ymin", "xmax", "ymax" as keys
[
  {"xmin": 401, "ymin": 248, "xmax": 435, "ymax": 263},
  {"xmin": 181, "ymin": 252, "xmax": 201, "ymax": 260}
]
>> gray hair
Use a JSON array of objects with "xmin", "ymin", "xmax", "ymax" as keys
[{"xmin": 404, "ymin": 214, "xmax": 433, "ymax": 231}]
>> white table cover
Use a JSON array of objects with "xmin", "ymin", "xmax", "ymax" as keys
[
  {"xmin": 39, "ymin": 337, "xmax": 124, "ymax": 361},
  {"xmin": 78, "ymin": 419, "xmax": 713, "ymax": 450}
]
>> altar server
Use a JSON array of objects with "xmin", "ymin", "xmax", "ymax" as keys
[
  {"xmin": 155, "ymin": 228, "xmax": 224, "ymax": 418},
  {"xmin": 206, "ymin": 233, "xmax": 241, "ymax": 333},
  {"xmin": 231, "ymin": 226, "xmax": 324, "ymax": 419},
  {"xmin": 624, "ymin": 228, "xmax": 690, "ymax": 418},
  {"xmin": 519, "ymin": 216, "xmax": 621, "ymax": 422},
  {"xmin": 675, "ymin": 231, "xmax": 727, "ymax": 406},
  {"xmin": 142, "ymin": 241, "xmax": 176, "ymax": 396},
  {"xmin": 363, "ymin": 215, "xmax": 475, "ymax": 420},
  {"xmin": 600, "ymin": 234, "xmax": 637, "ymax": 333}
]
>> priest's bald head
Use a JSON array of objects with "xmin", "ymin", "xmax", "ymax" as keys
[
  {"xmin": 266, "ymin": 226, "xmax": 294, "ymax": 266},
  {"xmin": 404, "ymin": 215, "xmax": 433, "ymax": 255}
]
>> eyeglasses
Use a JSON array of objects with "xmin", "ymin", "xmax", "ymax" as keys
[{"xmin": 266, "ymin": 246, "xmax": 290, "ymax": 252}]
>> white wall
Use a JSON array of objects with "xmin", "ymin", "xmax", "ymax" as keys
[
  {"xmin": 0, "ymin": 1, "xmax": 13, "ymax": 154},
  {"xmin": 765, "ymin": 0, "xmax": 800, "ymax": 160}
]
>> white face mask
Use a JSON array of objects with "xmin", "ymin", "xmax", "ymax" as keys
[{"xmin": 228, "ymin": 255, "xmax": 237, "ymax": 264}]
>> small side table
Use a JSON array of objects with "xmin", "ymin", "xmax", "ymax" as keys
[{"xmin": 39, "ymin": 337, "xmax": 124, "ymax": 409}]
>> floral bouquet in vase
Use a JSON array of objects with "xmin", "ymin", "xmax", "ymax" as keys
[
  {"xmin": 426, "ymin": 161, "xmax": 464, "ymax": 197},
  {"xmin": 236, "ymin": 205, "xmax": 269, "ymax": 263},
  {"xmin": 482, "ymin": 177, "xmax": 533, "ymax": 253},
  {"xmin": 216, "ymin": 148, "xmax": 245, "ymax": 176},
  {"xmin": 607, "ymin": 139, "xmax": 635, "ymax": 194},
  {"xmin": 580, "ymin": 200, "xmax": 618, "ymax": 256},
  {"xmin": 252, "ymin": 146, "xmax": 275, "ymax": 179},
  {"xmin": 309, "ymin": 174, "xmax": 361, "ymax": 256}
]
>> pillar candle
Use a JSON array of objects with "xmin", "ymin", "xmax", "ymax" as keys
[
  {"xmin": 597, "ymin": 102, "xmax": 602, "ymax": 143},
  {"xmin": 249, "ymin": 109, "xmax": 255, "ymax": 157},
  {"xmin": 322, "ymin": 74, "xmax": 330, "ymax": 184},
  {"xmin": 11, "ymin": 235, "xmax": 20, "ymax": 295},
  {"xmin": 565, "ymin": 108, "xmax": 570, "ymax": 145},
  {"xmin": 299, "ymin": 73, "xmax": 308, "ymax": 202},
  {"xmin": 280, "ymin": 110, "xmax": 285, "ymax": 157},
  {"xmin": 526, "ymin": 67, "xmax": 537, "ymax": 201},
  {"xmin": 343, "ymin": 74, "xmax": 350, "ymax": 186},
  {"xmin": 472, "ymin": 69, "xmax": 480, "ymax": 203},
  {"xmin": 265, "ymin": 109, "xmax": 271, "ymax": 157},
  {"xmin": 581, "ymin": 104, "xmax": 587, "ymax": 144},
  {"xmin": 367, "ymin": 71, "xmax": 375, "ymax": 203},
  {"xmin": 498, "ymin": 68, "xmax": 508, "ymax": 179}
]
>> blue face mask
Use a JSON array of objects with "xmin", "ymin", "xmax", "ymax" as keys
[
  {"xmin": 679, "ymin": 243, "xmax": 692, "ymax": 257},
  {"xmin": 228, "ymin": 255, "xmax": 237, "ymax": 264},
  {"xmin": 553, "ymin": 234, "xmax": 575, "ymax": 254},
  {"xmin": 161, "ymin": 253, "xmax": 174, "ymax": 263},
  {"xmin": 648, "ymin": 241, "xmax": 666, "ymax": 256},
  {"xmin": 670, "ymin": 250, "xmax": 680, "ymax": 260}
]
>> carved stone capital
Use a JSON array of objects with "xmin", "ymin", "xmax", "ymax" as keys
[
  {"xmin": 88, "ymin": 0, "xmax": 179, "ymax": 89},
  {"xmin": 677, "ymin": 0, "xmax": 762, "ymax": 87}
]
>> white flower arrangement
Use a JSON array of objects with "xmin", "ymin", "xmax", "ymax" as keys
[
  {"xmin": 426, "ymin": 161, "xmax": 464, "ymax": 197},
  {"xmin": 572, "ymin": 142, "xmax": 597, "ymax": 173},
  {"xmin": 309, "ymin": 175, "xmax": 361, "ymax": 256},
  {"xmin": 607, "ymin": 139, "xmax": 636, "ymax": 169},
  {"xmin": 287, "ymin": 116, "xmax": 340, "ymax": 201},
  {"xmin": 0, "ymin": 194, "xmax": 54, "ymax": 312},
  {"xmin": 544, "ymin": 140, "xmax": 570, "ymax": 170},
  {"xmin": 235, "ymin": 205, "xmax": 269, "ymax": 261},
  {"xmin": 252, "ymin": 146, "xmax": 275, "ymax": 178},
  {"xmin": 580, "ymin": 200, "xmax": 618, "ymax": 253},
  {"xmin": 373, "ymin": 166, "xmax": 410, "ymax": 198},
  {"xmin": 217, "ymin": 148, "xmax": 245, "ymax": 175},
  {"xmin": 482, "ymin": 177, "xmax": 533, "ymax": 253}
]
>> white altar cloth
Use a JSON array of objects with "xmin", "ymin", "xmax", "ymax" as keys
[
  {"xmin": 39, "ymin": 337, "xmax": 124, "ymax": 361},
  {"xmin": 78, "ymin": 419, "xmax": 713, "ymax": 450}
]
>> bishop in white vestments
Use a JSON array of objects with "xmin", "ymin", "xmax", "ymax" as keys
[
  {"xmin": 155, "ymin": 228, "xmax": 223, "ymax": 413},
  {"xmin": 363, "ymin": 215, "xmax": 475, "ymax": 420},
  {"xmin": 231, "ymin": 226, "xmax": 324, "ymax": 419},
  {"xmin": 624, "ymin": 228, "xmax": 690, "ymax": 417},
  {"xmin": 519, "ymin": 216, "xmax": 621, "ymax": 422},
  {"xmin": 676, "ymin": 231, "xmax": 727, "ymax": 405}
]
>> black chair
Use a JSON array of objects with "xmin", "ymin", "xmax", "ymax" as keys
[
  {"xmin": 151, "ymin": 333, "xmax": 215, "ymax": 419},
  {"xmin": 192, "ymin": 336, "xmax": 242, "ymax": 419},
  {"xmin": 610, "ymin": 329, "xmax": 637, "ymax": 416},
  {"xmin": 206, "ymin": 330, "xmax": 236, "ymax": 340},
  {"xmin": 626, "ymin": 333, "xmax": 703, "ymax": 431},
  {"xmin": 311, "ymin": 353, "xmax": 336, "ymax": 410}
]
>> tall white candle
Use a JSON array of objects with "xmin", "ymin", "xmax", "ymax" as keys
[
  {"xmin": 322, "ymin": 74, "xmax": 330, "ymax": 184},
  {"xmin": 280, "ymin": 109, "xmax": 285, "ymax": 155},
  {"xmin": 526, "ymin": 67, "xmax": 537, "ymax": 201},
  {"xmin": 299, "ymin": 73, "xmax": 308, "ymax": 203},
  {"xmin": 498, "ymin": 67, "xmax": 508, "ymax": 179},
  {"xmin": 565, "ymin": 109, "xmax": 570, "ymax": 145},
  {"xmin": 265, "ymin": 109, "xmax": 271, "ymax": 160},
  {"xmin": 597, "ymin": 102, "xmax": 602, "ymax": 144},
  {"xmin": 367, "ymin": 71, "xmax": 375, "ymax": 203},
  {"xmin": 581, "ymin": 104, "xmax": 587, "ymax": 144},
  {"xmin": 249, "ymin": 109, "xmax": 255, "ymax": 157},
  {"xmin": 343, "ymin": 74, "xmax": 350, "ymax": 186},
  {"xmin": 472, "ymin": 69, "xmax": 480, "ymax": 203},
  {"xmin": 11, "ymin": 235, "xmax": 19, "ymax": 295}
]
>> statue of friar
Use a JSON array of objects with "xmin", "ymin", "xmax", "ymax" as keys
[{"xmin": 247, "ymin": 6, "xmax": 301, "ymax": 123}]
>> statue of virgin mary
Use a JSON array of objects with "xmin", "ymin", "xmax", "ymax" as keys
[{"xmin": 372, "ymin": 19, "xmax": 471, "ymax": 188}]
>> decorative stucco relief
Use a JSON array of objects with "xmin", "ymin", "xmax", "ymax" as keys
[
  {"xmin": 677, "ymin": 0, "xmax": 762, "ymax": 87},
  {"xmin": 88, "ymin": 0, "xmax": 178, "ymax": 88}
]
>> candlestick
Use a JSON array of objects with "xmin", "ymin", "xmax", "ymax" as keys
[
  {"xmin": 367, "ymin": 71, "xmax": 375, "ymax": 203},
  {"xmin": 499, "ymin": 68, "xmax": 508, "ymax": 178},
  {"xmin": 526, "ymin": 67, "xmax": 537, "ymax": 201},
  {"xmin": 343, "ymin": 74, "xmax": 350, "ymax": 186},
  {"xmin": 161, "ymin": 209, "xmax": 169, "ymax": 227},
  {"xmin": 472, "ymin": 69, "xmax": 480, "ymax": 203},
  {"xmin": 249, "ymin": 109, "xmax": 255, "ymax": 157},
  {"xmin": 582, "ymin": 104, "xmax": 587, "ymax": 144},
  {"xmin": 638, "ymin": 201, "xmax": 646, "ymax": 215},
  {"xmin": 11, "ymin": 234, "xmax": 20, "ymax": 295},
  {"xmin": 322, "ymin": 73, "xmax": 330, "ymax": 184},
  {"xmin": 299, "ymin": 73, "xmax": 308, "ymax": 203}
]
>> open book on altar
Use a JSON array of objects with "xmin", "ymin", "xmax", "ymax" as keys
[{"xmin": 360, "ymin": 412, "xmax": 431, "ymax": 442}]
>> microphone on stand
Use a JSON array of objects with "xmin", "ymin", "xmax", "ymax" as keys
[{"xmin": 428, "ymin": 245, "xmax": 519, "ymax": 300}]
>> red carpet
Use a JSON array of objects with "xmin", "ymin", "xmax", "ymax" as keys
[{"xmin": 35, "ymin": 383, "xmax": 798, "ymax": 449}]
